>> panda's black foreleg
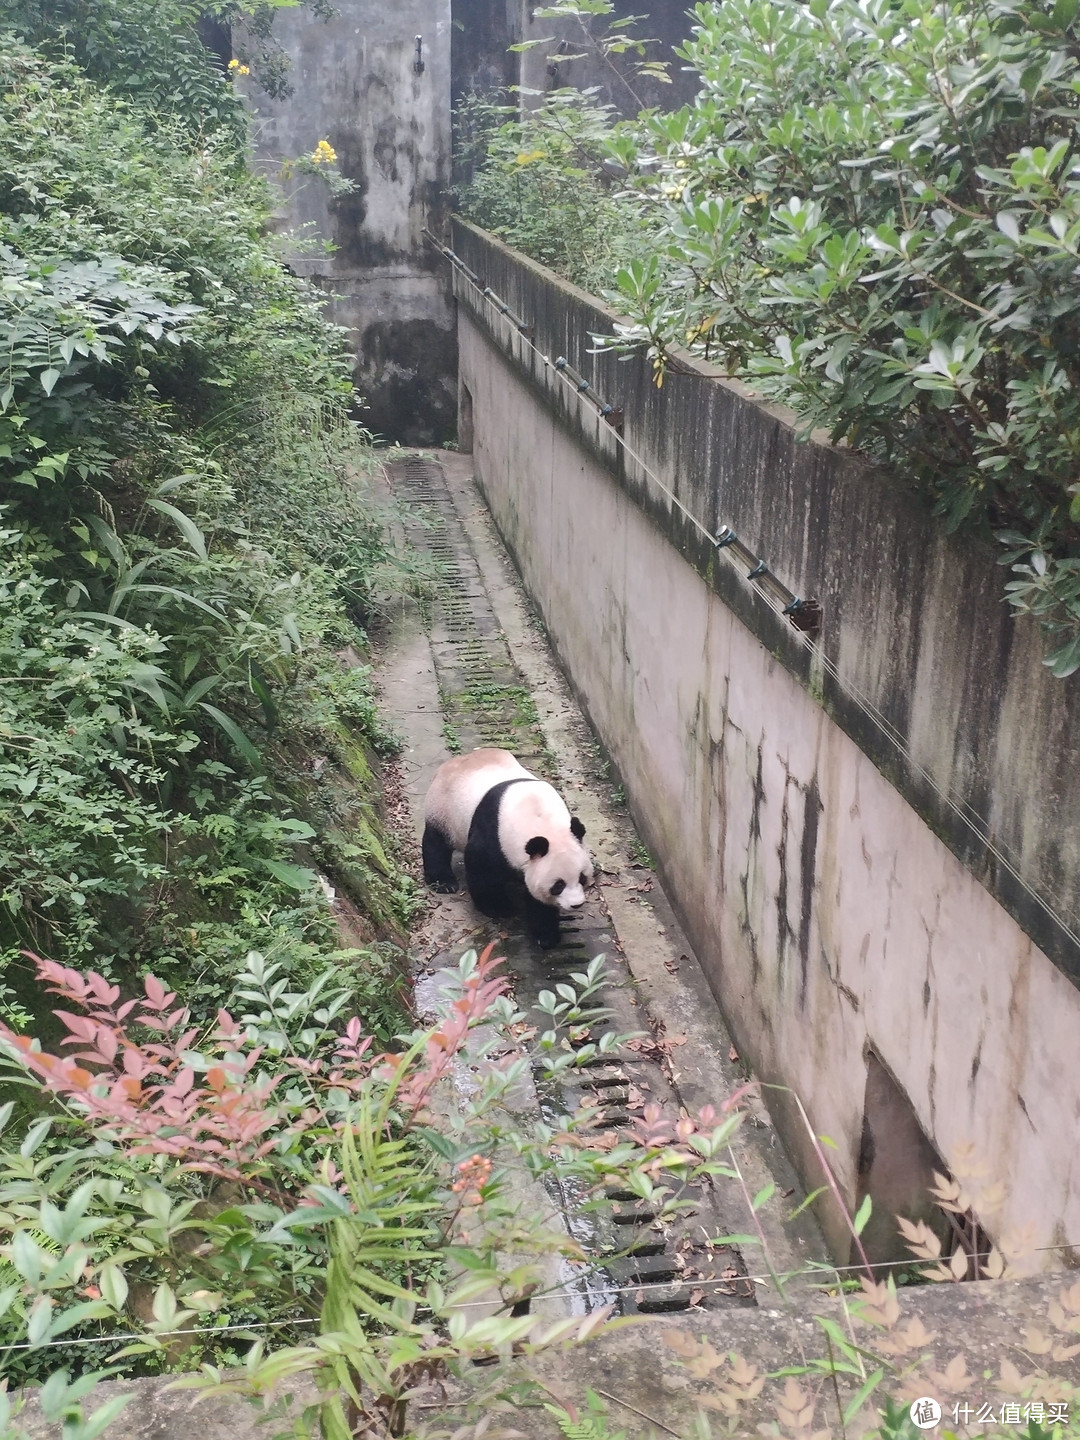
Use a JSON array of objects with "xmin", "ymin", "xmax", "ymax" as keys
[
  {"xmin": 463, "ymin": 838, "xmax": 517, "ymax": 918},
  {"xmin": 422, "ymin": 823, "xmax": 458, "ymax": 893},
  {"xmin": 523, "ymin": 895, "xmax": 562, "ymax": 949}
]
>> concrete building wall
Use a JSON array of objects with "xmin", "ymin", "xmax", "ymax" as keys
[
  {"xmin": 451, "ymin": 219, "xmax": 1080, "ymax": 1265},
  {"xmin": 244, "ymin": 1, "xmax": 457, "ymax": 444}
]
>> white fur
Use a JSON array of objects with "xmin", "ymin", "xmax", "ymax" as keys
[
  {"xmin": 424, "ymin": 747, "xmax": 592, "ymax": 912},
  {"xmin": 424, "ymin": 748, "xmax": 534, "ymax": 849}
]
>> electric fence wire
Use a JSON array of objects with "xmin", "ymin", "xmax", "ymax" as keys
[
  {"xmin": 427, "ymin": 234, "xmax": 1080, "ymax": 960},
  {"xmin": 5, "ymin": 1236, "xmax": 1080, "ymax": 1354}
]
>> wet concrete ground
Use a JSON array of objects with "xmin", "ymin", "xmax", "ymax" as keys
[{"xmin": 373, "ymin": 450, "xmax": 827, "ymax": 1321}]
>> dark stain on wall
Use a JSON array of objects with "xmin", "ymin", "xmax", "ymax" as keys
[
  {"xmin": 452, "ymin": 0, "xmax": 516, "ymax": 107},
  {"xmin": 798, "ymin": 777, "xmax": 822, "ymax": 1009},
  {"xmin": 355, "ymin": 316, "xmax": 458, "ymax": 446}
]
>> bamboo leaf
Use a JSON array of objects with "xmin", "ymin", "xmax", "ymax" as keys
[
  {"xmin": 146, "ymin": 498, "xmax": 208, "ymax": 560},
  {"xmin": 199, "ymin": 703, "xmax": 262, "ymax": 768}
]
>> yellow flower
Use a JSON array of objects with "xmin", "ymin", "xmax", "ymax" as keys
[
  {"xmin": 311, "ymin": 139, "xmax": 338, "ymax": 166},
  {"xmin": 227, "ymin": 59, "xmax": 250, "ymax": 75}
]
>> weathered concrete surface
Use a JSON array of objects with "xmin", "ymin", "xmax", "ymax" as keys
[
  {"xmin": 18, "ymin": 1275, "xmax": 1080, "ymax": 1437},
  {"xmin": 427, "ymin": 451, "xmax": 825, "ymax": 1285},
  {"xmin": 13, "ymin": 1374, "xmax": 317, "ymax": 1440},
  {"xmin": 243, "ymin": 2, "xmax": 456, "ymax": 443},
  {"xmin": 450, "ymin": 221, "xmax": 1080, "ymax": 1266}
]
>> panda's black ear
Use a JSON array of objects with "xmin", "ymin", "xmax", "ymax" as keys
[
  {"xmin": 525, "ymin": 835, "xmax": 550, "ymax": 858},
  {"xmin": 570, "ymin": 816, "xmax": 586, "ymax": 841}
]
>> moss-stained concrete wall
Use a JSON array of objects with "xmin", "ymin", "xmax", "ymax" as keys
[
  {"xmin": 451, "ymin": 218, "xmax": 1080, "ymax": 1264},
  {"xmin": 243, "ymin": 3, "xmax": 457, "ymax": 445}
]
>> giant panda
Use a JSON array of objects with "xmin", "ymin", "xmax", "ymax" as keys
[{"xmin": 422, "ymin": 747, "xmax": 593, "ymax": 947}]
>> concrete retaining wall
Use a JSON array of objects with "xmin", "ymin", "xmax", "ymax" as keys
[
  {"xmin": 451, "ymin": 218, "xmax": 1080, "ymax": 1264},
  {"xmin": 244, "ymin": 1, "xmax": 456, "ymax": 444}
]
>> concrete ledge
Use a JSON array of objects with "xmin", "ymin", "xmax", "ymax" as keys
[{"xmin": 15, "ymin": 1276, "xmax": 1080, "ymax": 1437}]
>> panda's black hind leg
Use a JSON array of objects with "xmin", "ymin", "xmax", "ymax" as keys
[{"xmin": 422, "ymin": 823, "xmax": 457, "ymax": 893}]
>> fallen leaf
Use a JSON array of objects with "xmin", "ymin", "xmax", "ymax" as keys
[
  {"xmin": 729, "ymin": 1046, "xmax": 739, "ymax": 1062},
  {"xmin": 689, "ymin": 1288, "xmax": 706, "ymax": 1307}
]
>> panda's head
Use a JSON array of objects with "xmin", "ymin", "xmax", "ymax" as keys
[{"xmin": 523, "ymin": 814, "xmax": 593, "ymax": 912}]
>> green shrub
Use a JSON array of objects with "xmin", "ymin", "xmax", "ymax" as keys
[
  {"xmin": 457, "ymin": 90, "xmax": 640, "ymax": 294},
  {"xmin": 0, "ymin": 33, "xmax": 410, "ymax": 1030},
  {"xmin": 603, "ymin": 0, "xmax": 1080, "ymax": 674},
  {"xmin": 460, "ymin": 0, "xmax": 1080, "ymax": 675}
]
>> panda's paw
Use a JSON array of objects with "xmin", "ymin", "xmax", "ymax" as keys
[
  {"xmin": 427, "ymin": 879, "xmax": 459, "ymax": 894},
  {"xmin": 532, "ymin": 928, "xmax": 562, "ymax": 950}
]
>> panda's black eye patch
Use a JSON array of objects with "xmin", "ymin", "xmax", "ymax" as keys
[
  {"xmin": 579, "ymin": 872, "xmax": 587, "ymax": 885},
  {"xmin": 550, "ymin": 879, "xmax": 566, "ymax": 896}
]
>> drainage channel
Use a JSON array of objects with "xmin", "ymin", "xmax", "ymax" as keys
[{"xmin": 388, "ymin": 454, "xmax": 757, "ymax": 1319}]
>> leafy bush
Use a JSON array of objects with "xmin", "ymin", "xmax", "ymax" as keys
[
  {"xmin": 461, "ymin": 0, "xmax": 1080, "ymax": 675},
  {"xmin": 7, "ymin": 0, "xmax": 328, "ymax": 113},
  {"xmin": 456, "ymin": 90, "xmax": 640, "ymax": 294},
  {"xmin": 603, "ymin": 0, "xmax": 1080, "ymax": 675},
  {"xmin": 0, "ymin": 32, "xmax": 413, "ymax": 1030},
  {"xmin": 0, "ymin": 946, "xmax": 747, "ymax": 1436}
]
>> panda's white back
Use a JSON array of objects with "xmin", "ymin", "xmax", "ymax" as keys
[{"xmin": 424, "ymin": 747, "xmax": 535, "ymax": 851}]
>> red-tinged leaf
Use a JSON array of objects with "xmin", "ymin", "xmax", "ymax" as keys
[
  {"xmin": 206, "ymin": 1067, "xmax": 226, "ymax": 1092},
  {"xmin": 94, "ymin": 1029, "xmax": 118, "ymax": 1063},
  {"xmin": 170, "ymin": 1067, "xmax": 195, "ymax": 1097},
  {"xmin": 144, "ymin": 975, "xmax": 167, "ymax": 1008},
  {"xmin": 68, "ymin": 1066, "xmax": 95, "ymax": 1091},
  {"xmin": 54, "ymin": 1011, "xmax": 97, "ymax": 1039}
]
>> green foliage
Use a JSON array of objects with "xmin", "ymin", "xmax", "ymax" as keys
[
  {"xmin": 457, "ymin": 90, "xmax": 641, "ymax": 293},
  {"xmin": 601, "ymin": 0, "xmax": 1080, "ymax": 673},
  {"xmin": 0, "ymin": 32, "xmax": 413, "ymax": 1039},
  {"xmin": 461, "ymin": 0, "xmax": 1080, "ymax": 674},
  {"xmin": 511, "ymin": 0, "xmax": 672, "ymax": 111},
  {"xmin": 545, "ymin": 1389, "xmax": 628, "ymax": 1440},
  {"xmin": 0, "ymin": 946, "xmax": 747, "ymax": 1437},
  {"xmin": 7, "ymin": 0, "xmax": 330, "ymax": 112}
]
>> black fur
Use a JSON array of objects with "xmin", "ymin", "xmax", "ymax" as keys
[
  {"xmin": 570, "ymin": 816, "xmax": 586, "ymax": 841},
  {"xmin": 463, "ymin": 778, "xmax": 565, "ymax": 944},
  {"xmin": 524, "ymin": 893, "xmax": 562, "ymax": 948},
  {"xmin": 422, "ymin": 822, "xmax": 457, "ymax": 893},
  {"xmin": 463, "ymin": 779, "xmax": 526, "ymax": 917},
  {"xmin": 525, "ymin": 835, "xmax": 549, "ymax": 858}
]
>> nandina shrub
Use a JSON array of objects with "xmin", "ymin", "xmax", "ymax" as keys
[{"xmin": 0, "ymin": 944, "xmax": 747, "ymax": 1438}]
